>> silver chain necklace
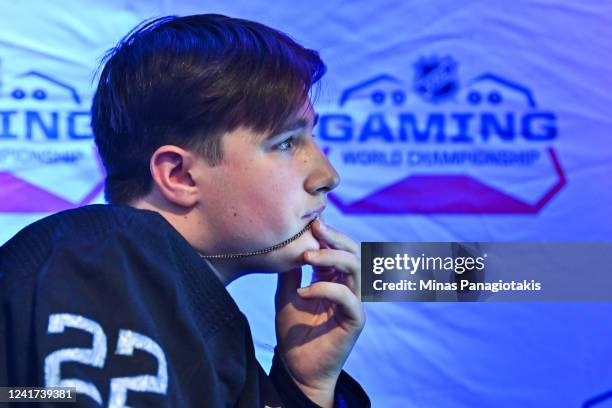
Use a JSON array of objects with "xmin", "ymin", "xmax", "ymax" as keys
[{"xmin": 198, "ymin": 218, "xmax": 317, "ymax": 260}]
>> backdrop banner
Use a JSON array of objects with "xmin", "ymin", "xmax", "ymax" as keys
[
  {"xmin": 1, "ymin": 1, "xmax": 611, "ymax": 406},
  {"xmin": 361, "ymin": 242, "xmax": 612, "ymax": 302}
]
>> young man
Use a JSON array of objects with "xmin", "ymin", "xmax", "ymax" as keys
[{"xmin": 0, "ymin": 14, "xmax": 369, "ymax": 407}]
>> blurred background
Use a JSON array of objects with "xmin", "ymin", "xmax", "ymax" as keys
[{"xmin": 1, "ymin": 1, "xmax": 611, "ymax": 406}]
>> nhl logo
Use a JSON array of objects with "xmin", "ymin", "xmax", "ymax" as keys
[{"xmin": 413, "ymin": 55, "xmax": 459, "ymax": 103}]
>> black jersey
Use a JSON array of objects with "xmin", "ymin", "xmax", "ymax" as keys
[{"xmin": 0, "ymin": 204, "xmax": 369, "ymax": 407}]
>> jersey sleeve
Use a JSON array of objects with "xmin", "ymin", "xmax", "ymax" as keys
[{"xmin": 269, "ymin": 346, "xmax": 371, "ymax": 408}]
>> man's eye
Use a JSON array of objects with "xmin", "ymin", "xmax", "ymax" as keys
[{"xmin": 275, "ymin": 136, "xmax": 295, "ymax": 151}]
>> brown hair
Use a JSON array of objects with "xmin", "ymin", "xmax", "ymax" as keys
[{"xmin": 92, "ymin": 14, "xmax": 326, "ymax": 204}]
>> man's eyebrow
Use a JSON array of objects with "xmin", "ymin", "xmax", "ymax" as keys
[{"xmin": 266, "ymin": 113, "xmax": 319, "ymax": 140}]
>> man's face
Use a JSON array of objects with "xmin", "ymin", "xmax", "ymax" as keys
[{"xmin": 193, "ymin": 102, "xmax": 340, "ymax": 272}]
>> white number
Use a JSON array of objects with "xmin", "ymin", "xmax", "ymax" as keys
[
  {"xmin": 44, "ymin": 314, "xmax": 169, "ymax": 407},
  {"xmin": 45, "ymin": 313, "xmax": 107, "ymax": 405},
  {"xmin": 108, "ymin": 329, "xmax": 168, "ymax": 408}
]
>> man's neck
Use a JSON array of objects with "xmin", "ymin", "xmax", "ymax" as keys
[
  {"xmin": 129, "ymin": 196, "xmax": 243, "ymax": 285},
  {"xmin": 204, "ymin": 258, "xmax": 247, "ymax": 286}
]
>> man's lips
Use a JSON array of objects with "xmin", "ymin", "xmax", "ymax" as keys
[{"xmin": 302, "ymin": 206, "xmax": 326, "ymax": 220}]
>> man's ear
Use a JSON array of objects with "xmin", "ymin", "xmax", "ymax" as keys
[{"xmin": 149, "ymin": 145, "xmax": 199, "ymax": 207}]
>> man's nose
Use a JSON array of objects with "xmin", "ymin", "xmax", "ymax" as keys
[{"xmin": 304, "ymin": 143, "xmax": 340, "ymax": 194}]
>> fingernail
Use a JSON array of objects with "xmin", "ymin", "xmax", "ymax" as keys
[
  {"xmin": 305, "ymin": 250, "xmax": 317, "ymax": 259},
  {"xmin": 297, "ymin": 286, "xmax": 310, "ymax": 294}
]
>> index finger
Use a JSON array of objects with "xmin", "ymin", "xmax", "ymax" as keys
[{"xmin": 311, "ymin": 219, "xmax": 360, "ymax": 255}]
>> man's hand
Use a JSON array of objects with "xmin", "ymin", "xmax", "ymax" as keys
[{"xmin": 275, "ymin": 219, "xmax": 365, "ymax": 408}]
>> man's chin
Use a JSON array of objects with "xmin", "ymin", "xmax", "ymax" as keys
[
  {"xmin": 253, "ymin": 229, "xmax": 320, "ymax": 273},
  {"xmin": 288, "ymin": 227, "xmax": 321, "ymax": 258}
]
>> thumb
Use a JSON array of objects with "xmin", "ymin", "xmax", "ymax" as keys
[{"xmin": 275, "ymin": 267, "xmax": 302, "ymax": 310}]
